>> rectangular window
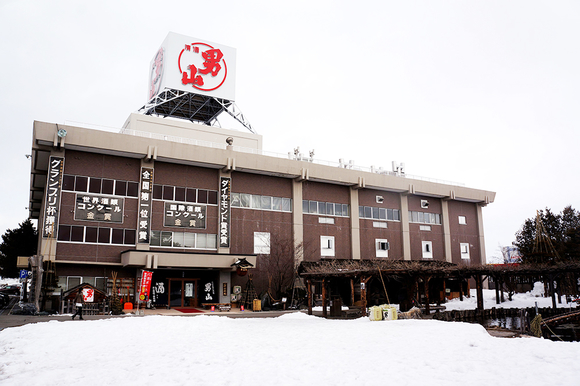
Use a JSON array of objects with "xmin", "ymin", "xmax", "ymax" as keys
[
  {"xmin": 460, "ymin": 243, "xmax": 470, "ymax": 259},
  {"xmin": 102, "ymin": 179, "xmax": 114, "ymax": 195},
  {"xmin": 98, "ymin": 227, "xmax": 111, "ymax": 244},
  {"xmin": 422, "ymin": 241, "xmax": 433, "ymax": 259},
  {"xmin": 240, "ymin": 193, "xmax": 251, "ymax": 208},
  {"xmin": 95, "ymin": 277, "xmax": 106, "ymax": 291},
  {"xmin": 185, "ymin": 188, "xmax": 196, "ymax": 203},
  {"xmin": 124, "ymin": 229, "xmax": 136, "ymax": 245},
  {"xmin": 318, "ymin": 201, "xmax": 326, "ymax": 215},
  {"xmin": 62, "ymin": 175, "xmax": 75, "ymax": 191},
  {"xmin": 282, "ymin": 198, "xmax": 291, "ymax": 212},
  {"xmin": 198, "ymin": 189, "xmax": 208, "ymax": 204},
  {"xmin": 363, "ymin": 206, "xmax": 371, "ymax": 219},
  {"xmin": 376, "ymin": 239, "xmax": 390, "ymax": 258},
  {"xmin": 57, "ymin": 225, "xmax": 71, "ymax": 241},
  {"xmin": 160, "ymin": 231, "xmax": 172, "ymax": 247},
  {"xmin": 127, "ymin": 182, "xmax": 139, "ymax": 197},
  {"xmin": 208, "ymin": 191, "xmax": 218, "ymax": 205},
  {"xmin": 163, "ymin": 186, "xmax": 174, "ymax": 201},
  {"xmin": 261, "ymin": 196, "xmax": 271, "ymax": 210},
  {"xmin": 303, "ymin": 200, "xmax": 309, "ymax": 213},
  {"xmin": 71, "ymin": 226, "xmax": 84, "ymax": 242},
  {"xmin": 254, "ymin": 232, "xmax": 270, "ymax": 254},
  {"xmin": 272, "ymin": 197, "xmax": 282, "ymax": 211},
  {"xmin": 197, "ymin": 233, "xmax": 207, "ymax": 249},
  {"xmin": 320, "ymin": 236, "xmax": 335, "ymax": 257},
  {"xmin": 335, "ymin": 203, "xmax": 343, "ymax": 216},
  {"xmin": 326, "ymin": 202, "xmax": 334, "ymax": 216},
  {"xmin": 372, "ymin": 207, "xmax": 380, "ymax": 219},
  {"xmin": 115, "ymin": 180, "xmax": 127, "ymax": 196},
  {"xmin": 207, "ymin": 234, "xmax": 217, "ymax": 249},
  {"xmin": 173, "ymin": 232, "xmax": 184, "ymax": 247},
  {"xmin": 85, "ymin": 227, "xmax": 98, "ymax": 243},
  {"xmin": 343, "ymin": 204, "xmax": 349, "ymax": 217},
  {"xmin": 309, "ymin": 200, "xmax": 318, "ymax": 214},
  {"xmin": 379, "ymin": 208, "xmax": 386, "ymax": 220},
  {"xmin": 251, "ymin": 195, "xmax": 261, "ymax": 209},
  {"xmin": 184, "ymin": 232, "xmax": 195, "ymax": 248},
  {"xmin": 231, "ymin": 193, "xmax": 241, "ymax": 207},
  {"xmin": 89, "ymin": 178, "xmax": 101, "ymax": 194},
  {"xmin": 373, "ymin": 221, "xmax": 387, "ymax": 228},
  {"xmin": 150, "ymin": 230, "xmax": 160, "ymax": 246},
  {"xmin": 67, "ymin": 276, "xmax": 81, "ymax": 289},
  {"xmin": 175, "ymin": 187, "xmax": 186, "ymax": 202},
  {"xmin": 75, "ymin": 176, "xmax": 88, "ymax": 192},
  {"xmin": 458, "ymin": 216, "xmax": 467, "ymax": 225}
]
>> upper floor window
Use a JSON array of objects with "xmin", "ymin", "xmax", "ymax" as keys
[
  {"xmin": 409, "ymin": 211, "xmax": 441, "ymax": 225},
  {"xmin": 359, "ymin": 206, "xmax": 400, "ymax": 221},
  {"xmin": 422, "ymin": 241, "xmax": 433, "ymax": 259},
  {"xmin": 303, "ymin": 200, "xmax": 349, "ymax": 217},
  {"xmin": 458, "ymin": 216, "xmax": 467, "ymax": 225}
]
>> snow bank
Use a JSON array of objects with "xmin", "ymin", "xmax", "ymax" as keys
[{"xmin": 1, "ymin": 313, "xmax": 579, "ymax": 385}]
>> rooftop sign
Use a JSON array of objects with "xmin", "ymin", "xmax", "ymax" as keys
[{"xmin": 148, "ymin": 32, "xmax": 236, "ymax": 102}]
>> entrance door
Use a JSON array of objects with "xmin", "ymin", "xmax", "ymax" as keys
[{"xmin": 168, "ymin": 279, "xmax": 199, "ymax": 308}]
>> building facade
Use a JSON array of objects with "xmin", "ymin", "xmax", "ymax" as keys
[{"xmin": 28, "ymin": 113, "xmax": 495, "ymax": 310}]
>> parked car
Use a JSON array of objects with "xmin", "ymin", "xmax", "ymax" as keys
[
  {"xmin": 0, "ymin": 284, "xmax": 21, "ymax": 296},
  {"xmin": 0, "ymin": 293, "xmax": 9, "ymax": 307}
]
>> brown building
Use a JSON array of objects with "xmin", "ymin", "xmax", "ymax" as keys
[{"xmin": 28, "ymin": 113, "xmax": 495, "ymax": 310}]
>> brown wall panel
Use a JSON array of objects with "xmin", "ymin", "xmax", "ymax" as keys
[
  {"xmin": 302, "ymin": 181, "xmax": 350, "ymax": 203},
  {"xmin": 231, "ymin": 172, "xmax": 292, "ymax": 197},
  {"xmin": 153, "ymin": 162, "xmax": 218, "ymax": 190}
]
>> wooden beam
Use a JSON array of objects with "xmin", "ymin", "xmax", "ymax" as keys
[
  {"xmin": 350, "ymin": 278, "xmax": 355, "ymax": 306},
  {"xmin": 360, "ymin": 276, "xmax": 371, "ymax": 317}
]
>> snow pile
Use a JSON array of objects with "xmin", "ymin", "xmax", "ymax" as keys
[
  {"xmin": 1, "ymin": 313, "xmax": 579, "ymax": 385},
  {"xmin": 445, "ymin": 283, "xmax": 577, "ymax": 311}
]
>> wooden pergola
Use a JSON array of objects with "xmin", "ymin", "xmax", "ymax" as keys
[{"xmin": 297, "ymin": 259, "xmax": 580, "ymax": 317}]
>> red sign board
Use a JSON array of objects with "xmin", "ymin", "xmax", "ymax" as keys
[{"xmin": 139, "ymin": 271, "xmax": 153, "ymax": 301}]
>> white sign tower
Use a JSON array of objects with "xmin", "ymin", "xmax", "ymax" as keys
[{"xmin": 140, "ymin": 32, "xmax": 254, "ymax": 133}]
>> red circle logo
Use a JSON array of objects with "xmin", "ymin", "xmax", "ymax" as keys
[{"xmin": 178, "ymin": 43, "xmax": 228, "ymax": 92}]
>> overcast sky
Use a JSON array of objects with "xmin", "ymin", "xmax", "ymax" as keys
[{"xmin": 1, "ymin": 1, "xmax": 579, "ymax": 262}]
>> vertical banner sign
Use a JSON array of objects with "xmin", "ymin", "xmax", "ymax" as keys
[
  {"xmin": 139, "ymin": 271, "xmax": 153, "ymax": 301},
  {"xmin": 43, "ymin": 156, "xmax": 64, "ymax": 238},
  {"xmin": 219, "ymin": 176, "xmax": 231, "ymax": 248},
  {"xmin": 138, "ymin": 168, "xmax": 154, "ymax": 243}
]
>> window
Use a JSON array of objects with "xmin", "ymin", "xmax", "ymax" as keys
[
  {"xmin": 303, "ymin": 200, "xmax": 349, "ymax": 217},
  {"xmin": 359, "ymin": 206, "xmax": 400, "ymax": 221},
  {"xmin": 150, "ymin": 230, "xmax": 217, "ymax": 249},
  {"xmin": 376, "ymin": 239, "xmax": 389, "ymax": 258},
  {"xmin": 321, "ymin": 236, "xmax": 335, "ymax": 257},
  {"xmin": 458, "ymin": 216, "xmax": 467, "ymax": 225},
  {"xmin": 409, "ymin": 211, "xmax": 441, "ymax": 225},
  {"xmin": 460, "ymin": 243, "xmax": 470, "ymax": 259},
  {"xmin": 373, "ymin": 222, "xmax": 387, "ymax": 228},
  {"xmin": 254, "ymin": 232, "xmax": 270, "ymax": 254},
  {"xmin": 422, "ymin": 241, "xmax": 433, "ymax": 259}
]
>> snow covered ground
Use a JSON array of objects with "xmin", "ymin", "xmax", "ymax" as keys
[
  {"xmin": 1, "ymin": 280, "xmax": 579, "ymax": 385},
  {"xmin": 1, "ymin": 312, "xmax": 579, "ymax": 385}
]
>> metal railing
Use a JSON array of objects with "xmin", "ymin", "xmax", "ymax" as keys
[{"xmin": 116, "ymin": 127, "xmax": 465, "ymax": 187}]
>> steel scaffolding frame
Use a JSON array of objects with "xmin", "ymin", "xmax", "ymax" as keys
[{"xmin": 139, "ymin": 89, "xmax": 255, "ymax": 134}]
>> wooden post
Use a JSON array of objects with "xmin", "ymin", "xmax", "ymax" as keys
[
  {"xmin": 494, "ymin": 276, "xmax": 500, "ymax": 304},
  {"xmin": 350, "ymin": 279, "xmax": 355, "ymax": 306},
  {"xmin": 360, "ymin": 276, "xmax": 371, "ymax": 317},
  {"xmin": 475, "ymin": 275, "xmax": 484, "ymax": 311},
  {"xmin": 548, "ymin": 275, "xmax": 557, "ymax": 309},
  {"xmin": 500, "ymin": 277, "xmax": 505, "ymax": 303},
  {"xmin": 307, "ymin": 279, "xmax": 312, "ymax": 315},
  {"xmin": 459, "ymin": 277, "xmax": 464, "ymax": 301},
  {"xmin": 423, "ymin": 276, "xmax": 431, "ymax": 315},
  {"xmin": 322, "ymin": 278, "xmax": 328, "ymax": 318}
]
